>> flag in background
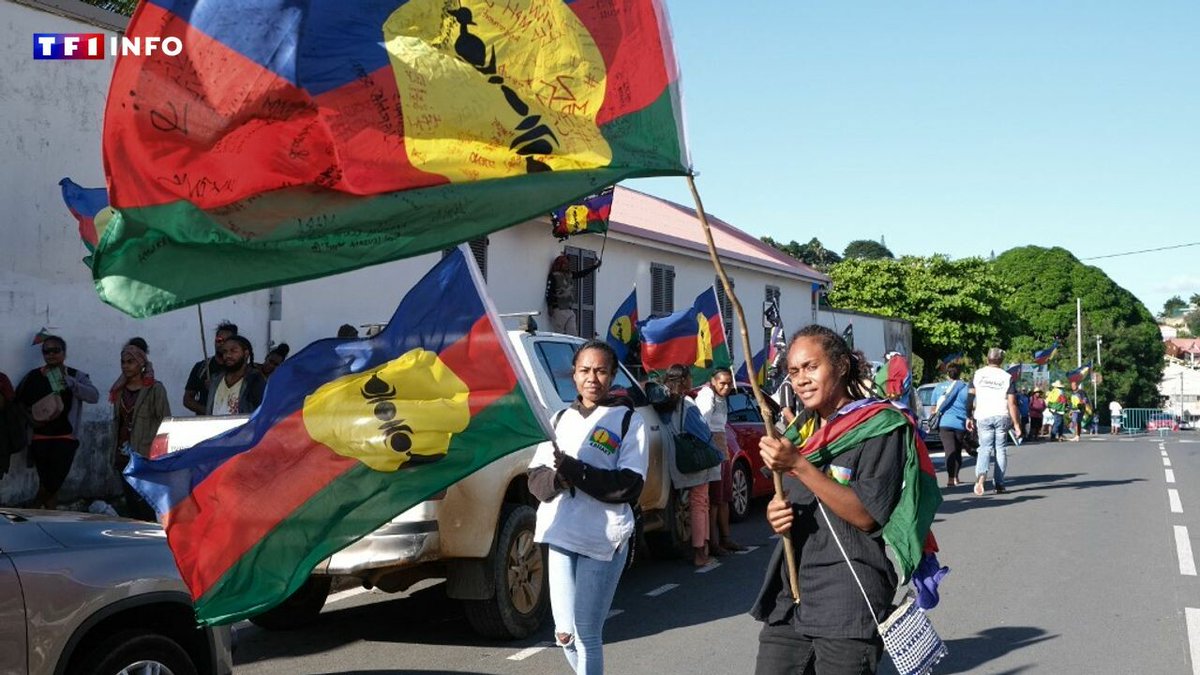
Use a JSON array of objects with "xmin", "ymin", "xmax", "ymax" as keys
[
  {"xmin": 94, "ymin": 0, "xmax": 689, "ymax": 318},
  {"xmin": 810, "ymin": 282, "xmax": 822, "ymax": 308},
  {"xmin": 605, "ymin": 286, "xmax": 639, "ymax": 364},
  {"xmin": 692, "ymin": 286, "xmax": 732, "ymax": 382},
  {"xmin": 936, "ymin": 353, "xmax": 963, "ymax": 372},
  {"xmin": 126, "ymin": 247, "xmax": 551, "ymax": 625},
  {"xmin": 735, "ymin": 346, "xmax": 768, "ymax": 387},
  {"xmin": 31, "ymin": 328, "xmax": 53, "ymax": 346},
  {"xmin": 1033, "ymin": 341, "xmax": 1059, "ymax": 366},
  {"xmin": 1067, "ymin": 362, "xmax": 1092, "ymax": 384},
  {"xmin": 842, "ymin": 323, "xmax": 854, "ymax": 350},
  {"xmin": 59, "ymin": 178, "xmax": 111, "ymax": 255},
  {"xmin": 1006, "ymin": 364, "xmax": 1022, "ymax": 382},
  {"xmin": 875, "ymin": 353, "xmax": 913, "ymax": 401},
  {"xmin": 552, "ymin": 186, "xmax": 614, "ymax": 240},
  {"xmin": 639, "ymin": 307, "xmax": 700, "ymax": 376}
]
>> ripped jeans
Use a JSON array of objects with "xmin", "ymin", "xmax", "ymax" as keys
[{"xmin": 547, "ymin": 541, "xmax": 628, "ymax": 674}]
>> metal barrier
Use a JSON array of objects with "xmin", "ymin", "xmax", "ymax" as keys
[{"xmin": 1119, "ymin": 408, "xmax": 1180, "ymax": 437}]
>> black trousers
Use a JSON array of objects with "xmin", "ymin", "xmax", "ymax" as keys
[
  {"xmin": 755, "ymin": 622, "xmax": 883, "ymax": 675},
  {"xmin": 31, "ymin": 438, "xmax": 79, "ymax": 495},
  {"xmin": 939, "ymin": 428, "xmax": 968, "ymax": 481}
]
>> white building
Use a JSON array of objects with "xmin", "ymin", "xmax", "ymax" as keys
[{"xmin": 1161, "ymin": 362, "xmax": 1200, "ymax": 421}]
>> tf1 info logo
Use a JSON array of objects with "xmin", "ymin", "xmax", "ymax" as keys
[{"xmin": 33, "ymin": 33, "xmax": 183, "ymax": 60}]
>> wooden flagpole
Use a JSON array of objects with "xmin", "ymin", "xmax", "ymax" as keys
[{"xmin": 686, "ymin": 173, "xmax": 800, "ymax": 604}]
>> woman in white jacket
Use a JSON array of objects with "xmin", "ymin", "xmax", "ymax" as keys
[{"xmin": 528, "ymin": 340, "xmax": 648, "ymax": 675}]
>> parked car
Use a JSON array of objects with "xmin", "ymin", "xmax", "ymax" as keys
[
  {"xmin": 724, "ymin": 385, "xmax": 783, "ymax": 522},
  {"xmin": 915, "ymin": 383, "xmax": 943, "ymax": 447},
  {"xmin": 0, "ymin": 508, "xmax": 233, "ymax": 675},
  {"xmin": 1148, "ymin": 413, "xmax": 1181, "ymax": 432},
  {"xmin": 152, "ymin": 329, "xmax": 683, "ymax": 640}
]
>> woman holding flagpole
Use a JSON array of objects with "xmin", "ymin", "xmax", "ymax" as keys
[
  {"xmin": 528, "ymin": 340, "xmax": 648, "ymax": 675},
  {"xmin": 751, "ymin": 325, "xmax": 932, "ymax": 675}
]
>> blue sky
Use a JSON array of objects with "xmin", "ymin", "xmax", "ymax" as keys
[{"xmin": 629, "ymin": 1, "xmax": 1200, "ymax": 315}]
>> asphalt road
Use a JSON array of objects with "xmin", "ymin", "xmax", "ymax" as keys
[{"xmin": 233, "ymin": 431, "xmax": 1200, "ymax": 674}]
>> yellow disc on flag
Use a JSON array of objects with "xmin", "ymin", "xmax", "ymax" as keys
[{"xmin": 302, "ymin": 348, "xmax": 470, "ymax": 472}]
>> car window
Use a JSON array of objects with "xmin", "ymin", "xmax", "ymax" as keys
[
  {"xmin": 726, "ymin": 391, "xmax": 762, "ymax": 424},
  {"xmin": 533, "ymin": 340, "xmax": 648, "ymax": 407},
  {"xmin": 917, "ymin": 386, "xmax": 935, "ymax": 407}
]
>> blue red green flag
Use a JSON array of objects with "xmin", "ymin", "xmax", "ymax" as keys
[
  {"xmin": 1067, "ymin": 362, "xmax": 1092, "ymax": 384},
  {"xmin": 552, "ymin": 186, "xmax": 614, "ymax": 239},
  {"xmin": 125, "ymin": 247, "xmax": 551, "ymax": 625},
  {"xmin": 605, "ymin": 286, "xmax": 639, "ymax": 363},
  {"xmin": 1033, "ymin": 341, "xmax": 1059, "ymax": 366},
  {"xmin": 639, "ymin": 307, "xmax": 700, "ymax": 376},
  {"xmin": 94, "ymin": 0, "xmax": 689, "ymax": 318},
  {"xmin": 1007, "ymin": 364, "xmax": 1022, "ymax": 382},
  {"xmin": 736, "ymin": 327, "xmax": 782, "ymax": 387},
  {"xmin": 936, "ymin": 353, "xmax": 963, "ymax": 371},
  {"xmin": 59, "ymin": 178, "xmax": 111, "ymax": 255}
]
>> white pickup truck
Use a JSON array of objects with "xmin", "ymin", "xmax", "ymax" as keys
[{"xmin": 153, "ymin": 329, "xmax": 689, "ymax": 639}]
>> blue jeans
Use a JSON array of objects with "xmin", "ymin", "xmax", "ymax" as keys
[
  {"xmin": 548, "ymin": 541, "xmax": 628, "ymax": 674},
  {"xmin": 975, "ymin": 415, "xmax": 1011, "ymax": 487}
]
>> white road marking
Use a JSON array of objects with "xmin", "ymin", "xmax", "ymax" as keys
[
  {"xmin": 1176, "ymin": 526, "xmax": 1197, "ymax": 576},
  {"xmin": 607, "ymin": 609, "xmax": 624, "ymax": 620},
  {"xmin": 1182, "ymin": 439, "xmax": 1200, "ymax": 444},
  {"xmin": 1185, "ymin": 608, "xmax": 1200, "ymax": 675},
  {"xmin": 695, "ymin": 561, "xmax": 721, "ymax": 574},
  {"xmin": 1166, "ymin": 457, "xmax": 1174, "ymax": 467},
  {"xmin": 645, "ymin": 584, "xmax": 678, "ymax": 597},
  {"xmin": 1171, "ymin": 489, "xmax": 1185, "ymax": 514},
  {"xmin": 508, "ymin": 642, "xmax": 554, "ymax": 661},
  {"xmin": 1168, "ymin": 469, "xmax": 1177, "ymax": 484},
  {"xmin": 1164, "ymin": 450, "xmax": 1170, "ymax": 457},
  {"xmin": 736, "ymin": 546, "xmax": 761, "ymax": 555}
]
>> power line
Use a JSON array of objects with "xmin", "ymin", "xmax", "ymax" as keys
[{"xmin": 1081, "ymin": 241, "xmax": 1200, "ymax": 261}]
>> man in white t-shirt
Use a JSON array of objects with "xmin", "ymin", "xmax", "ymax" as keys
[
  {"xmin": 1109, "ymin": 400, "xmax": 1123, "ymax": 434},
  {"xmin": 967, "ymin": 348, "xmax": 1023, "ymax": 495}
]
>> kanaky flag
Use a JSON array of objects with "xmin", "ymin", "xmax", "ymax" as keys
[
  {"xmin": 692, "ymin": 287, "xmax": 732, "ymax": 382},
  {"xmin": 735, "ymin": 326, "xmax": 783, "ymax": 388},
  {"xmin": 606, "ymin": 287, "xmax": 639, "ymax": 363},
  {"xmin": 1006, "ymin": 364, "xmax": 1022, "ymax": 383},
  {"xmin": 784, "ymin": 400, "xmax": 941, "ymax": 581},
  {"xmin": 126, "ymin": 247, "xmax": 551, "ymax": 625},
  {"xmin": 640, "ymin": 307, "xmax": 700, "ymax": 376},
  {"xmin": 96, "ymin": 0, "xmax": 689, "ymax": 317},
  {"xmin": 59, "ymin": 178, "xmax": 112, "ymax": 255},
  {"xmin": 1033, "ymin": 341, "xmax": 1059, "ymax": 366},
  {"xmin": 552, "ymin": 186, "xmax": 614, "ymax": 239},
  {"xmin": 875, "ymin": 353, "xmax": 913, "ymax": 401},
  {"xmin": 1067, "ymin": 362, "xmax": 1092, "ymax": 384}
]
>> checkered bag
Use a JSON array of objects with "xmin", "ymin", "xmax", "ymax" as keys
[
  {"xmin": 878, "ymin": 597, "xmax": 948, "ymax": 675},
  {"xmin": 817, "ymin": 503, "xmax": 948, "ymax": 675}
]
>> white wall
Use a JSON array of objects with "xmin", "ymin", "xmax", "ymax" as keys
[
  {"xmin": 0, "ymin": 1, "xmax": 270, "ymax": 505},
  {"xmin": 815, "ymin": 308, "xmax": 913, "ymax": 364},
  {"xmin": 1160, "ymin": 363, "xmax": 1200, "ymax": 419}
]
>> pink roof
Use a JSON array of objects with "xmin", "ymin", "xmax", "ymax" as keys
[
  {"xmin": 608, "ymin": 187, "xmax": 829, "ymax": 283},
  {"xmin": 1168, "ymin": 338, "xmax": 1200, "ymax": 354}
]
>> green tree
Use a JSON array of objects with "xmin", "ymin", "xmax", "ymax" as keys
[
  {"xmin": 843, "ymin": 239, "xmax": 894, "ymax": 260},
  {"xmin": 1185, "ymin": 309, "xmax": 1200, "ymax": 338},
  {"xmin": 1190, "ymin": 293, "xmax": 1200, "ymax": 307},
  {"xmin": 1164, "ymin": 295, "xmax": 1187, "ymax": 317},
  {"xmin": 826, "ymin": 256, "xmax": 1015, "ymax": 380},
  {"xmin": 992, "ymin": 246, "xmax": 1164, "ymax": 409},
  {"xmin": 79, "ymin": 0, "xmax": 136, "ymax": 14},
  {"xmin": 761, "ymin": 236, "xmax": 842, "ymax": 272}
]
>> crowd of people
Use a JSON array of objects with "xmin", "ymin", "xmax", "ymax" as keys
[{"xmin": 0, "ymin": 322, "xmax": 295, "ymax": 517}]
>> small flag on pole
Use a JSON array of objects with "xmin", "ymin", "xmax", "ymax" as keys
[{"xmin": 552, "ymin": 187, "xmax": 615, "ymax": 240}]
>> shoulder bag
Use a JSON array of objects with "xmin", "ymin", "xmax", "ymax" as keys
[
  {"xmin": 672, "ymin": 402, "xmax": 722, "ymax": 475},
  {"xmin": 926, "ymin": 381, "xmax": 962, "ymax": 432},
  {"xmin": 817, "ymin": 501, "xmax": 948, "ymax": 675}
]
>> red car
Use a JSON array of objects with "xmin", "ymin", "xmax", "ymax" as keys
[
  {"xmin": 1148, "ymin": 414, "xmax": 1180, "ymax": 432},
  {"xmin": 724, "ymin": 386, "xmax": 784, "ymax": 521}
]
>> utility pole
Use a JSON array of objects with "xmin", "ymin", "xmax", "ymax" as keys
[
  {"xmin": 1076, "ymin": 298, "xmax": 1083, "ymax": 367},
  {"xmin": 1094, "ymin": 335, "xmax": 1102, "ymax": 408}
]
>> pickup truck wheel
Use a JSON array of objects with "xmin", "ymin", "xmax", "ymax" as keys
[
  {"xmin": 248, "ymin": 576, "xmax": 332, "ymax": 631},
  {"xmin": 464, "ymin": 504, "xmax": 547, "ymax": 640},
  {"xmin": 75, "ymin": 629, "xmax": 197, "ymax": 675},
  {"xmin": 730, "ymin": 460, "xmax": 752, "ymax": 523}
]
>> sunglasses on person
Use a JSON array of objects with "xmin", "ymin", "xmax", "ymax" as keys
[{"xmin": 42, "ymin": 347, "xmax": 63, "ymax": 354}]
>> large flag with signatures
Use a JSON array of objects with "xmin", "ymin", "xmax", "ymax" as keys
[
  {"xmin": 96, "ymin": 0, "xmax": 689, "ymax": 317},
  {"xmin": 126, "ymin": 247, "xmax": 551, "ymax": 625}
]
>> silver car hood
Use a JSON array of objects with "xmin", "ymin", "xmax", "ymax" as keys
[{"xmin": 0, "ymin": 509, "xmax": 165, "ymax": 551}]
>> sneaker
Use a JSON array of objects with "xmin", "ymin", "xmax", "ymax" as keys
[{"xmin": 994, "ymin": 486, "xmax": 1008, "ymax": 494}]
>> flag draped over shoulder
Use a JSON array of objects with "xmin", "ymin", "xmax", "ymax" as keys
[
  {"xmin": 552, "ymin": 186, "xmax": 614, "ymax": 239},
  {"xmin": 606, "ymin": 287, "xmax": 639, "ymax": 363},
  {"xmin": 784, "ymin": 400, "xmax": 941, "ymax": 582},
  {"xmin": 96, "ymin": 0, "xmax": 689, "ymax": 318},
  {"xmin": 125, "ymin": 247, "xmax": 551, "ymax": 625}
]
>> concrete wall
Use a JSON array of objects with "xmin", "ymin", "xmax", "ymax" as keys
[
  {"xmin": 814, "ymin": 308, "xmax": 913, "ymax": 365},
  {"xmin": 0, "ymin": 0, "xmax": 269, "ymax": 505}
]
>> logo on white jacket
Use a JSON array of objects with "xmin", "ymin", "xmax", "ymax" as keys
[{"xmin": 587, "ymin": 426, "xmax": 621, "ymax": 455}]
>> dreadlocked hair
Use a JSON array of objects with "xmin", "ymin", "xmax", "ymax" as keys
[{"xmin": 790, "ymin": 325, "xmax": 874, "ymax": 400}]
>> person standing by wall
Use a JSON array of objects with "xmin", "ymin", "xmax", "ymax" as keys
[
  {"xmin": 528, "ymin": 341, "xmax": 647, "ymax": 675},
  {"xmin": 109, "ymin": 342, "xmax": 170, "ymax": 520},
  {"xmin": 695, "ymin": 367, "xmax": 745, "ymax": 554},
  {"xmin": 545, "ymin": 254, "xmax": 601, "ymax": 336},
  {"xmin": 15, "ymin": 336, "xmax": 99, "ymax": 510},
  {"xmin": 968, "ymin": 348, "xmax": 1023, "ymax": 495},
  {"xmin": 183, "ymin": 322, "xmax": 236, "ymax": 415},
  {"xmin": 1028, "ymin": 389, "xmax": 1046, "ymax": 441},
  {"xmin": 206, "ymin": 335, "xmax": 266, "ymax": 416},
  {"xmin": 657, "ymin": 364, "xmax": 721, "ymax": 567}
]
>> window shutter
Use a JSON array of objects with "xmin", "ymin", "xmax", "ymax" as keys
[
  {"xmin": 580, "ymin": 249, "xmax": 597, "ymax": 338},
  {"xmin": 651, "ymin": 263, "xmax": 675, "ymax": 317},
  {"xmin": 469, "ymin": 237, "xmax": 488, "ymax": 280}
]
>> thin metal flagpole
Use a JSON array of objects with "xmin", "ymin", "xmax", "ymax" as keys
[{"xmin": 686, "ymin": 172, "xmax": 800, "ymax": 604}]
